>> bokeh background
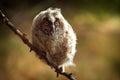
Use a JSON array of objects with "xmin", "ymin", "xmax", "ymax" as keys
[{"xmin": 0, "ymin": 0, "xmax": 120, "ymax": 80}]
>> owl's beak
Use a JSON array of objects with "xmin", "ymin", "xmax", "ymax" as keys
[{"xmin": 51, "ymin": 25, "xmax": 57, "ymax": 33}]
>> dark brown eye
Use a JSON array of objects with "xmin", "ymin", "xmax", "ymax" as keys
[
  {"xmin": 54, "ymin": 20, "xmax": 60, "ymax": 26},
  {"xmin": 43, "ymin": 21, "xmax": 49, "ymax": 26}
]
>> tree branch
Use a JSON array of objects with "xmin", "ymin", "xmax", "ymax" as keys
[{"xmin": 0, "ymin": 10, "xmax": 76, "ymax": 80}]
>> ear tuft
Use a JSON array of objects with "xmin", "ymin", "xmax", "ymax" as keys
[
  {"xmin": 55, "ymin": 8, "xmax": 61, "ymax": 12},
  {"xmin": 47, "ymin": 7, "xmax": 53, "ymax": 10},
  {"xmin": 47, "ymin": 7, "xmax": 61, "ymax": 12}
]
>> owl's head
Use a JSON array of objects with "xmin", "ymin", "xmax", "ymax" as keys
[{"xmin": 32, "ymin": 8, "xmax": 69, "ymax": 35}]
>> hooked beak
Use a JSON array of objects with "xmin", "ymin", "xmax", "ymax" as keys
[{"xmin": 51, "ymin": 25, "xmax": 57, "ymax": 33}]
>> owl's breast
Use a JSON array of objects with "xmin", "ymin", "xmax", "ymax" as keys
[
  {"xmin": 46, "ymin": 35, "xmax": 64, "ymax": 53},
  {"xmin": 45, "ymin": 34, "xmax": 68, "ymax": 65}
]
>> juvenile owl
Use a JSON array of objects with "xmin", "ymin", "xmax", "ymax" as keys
[{"xmin": 32, "ymin": 8, "xmax": 76, "ymax": 72}]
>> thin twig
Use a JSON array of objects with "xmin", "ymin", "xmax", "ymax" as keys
[{"xmin": 0, "ymin": 10, "xmax": 76, "ymax": 80}]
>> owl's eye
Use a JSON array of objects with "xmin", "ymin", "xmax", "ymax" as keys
[
  {"xmin": 43, "ymin": 21, "xmax": 49, "ymax": 26},
  {"xmin": 54, "ymin": 20, "xmax": 60, "ymax": 26}
]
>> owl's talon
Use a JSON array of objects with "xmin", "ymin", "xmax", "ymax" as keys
[
  {"xmin": 56, "ymin": 66, "xmax": 64, "ymax": 77},
  {"xmin": 59, "ymin": 67, "xmax": 63, "ymax": 72},
  {"xmin": 58, "ymin": 66, "xmax": 65, "ymax": 73},
  {"xmin": 55, "ymin": 68, "xmax": 59, "ymax": 77}
]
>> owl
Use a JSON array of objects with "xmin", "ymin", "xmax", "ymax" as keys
[{"xmin": 32, "ymin": 8, "xmax": 77, "ymax": 72}]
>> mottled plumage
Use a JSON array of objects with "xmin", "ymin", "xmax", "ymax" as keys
[{"xmin": 32, "ymin": 8, "xmax": 76, "ymax": 72}]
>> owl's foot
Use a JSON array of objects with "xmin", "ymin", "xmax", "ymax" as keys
[
  {"xmin": 58, "ymin": 65, "xmax": 65, "ymax": 72},
  {"xmin": 56, "ymin": 66, "xmax": 65, "ymax": 77},
  {"xmin": 56, "ymin": 67, "xmax": 62, "ymax": 77}
]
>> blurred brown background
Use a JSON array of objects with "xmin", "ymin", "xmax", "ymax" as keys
[{"xmin": 0, "ymin": 0, "xmax": 120, "ymax": 80}]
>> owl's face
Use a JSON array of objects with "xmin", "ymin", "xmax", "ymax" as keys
[{"xmin": 33, "ymin": 8, "xmax": 66, "ymax": 36}]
